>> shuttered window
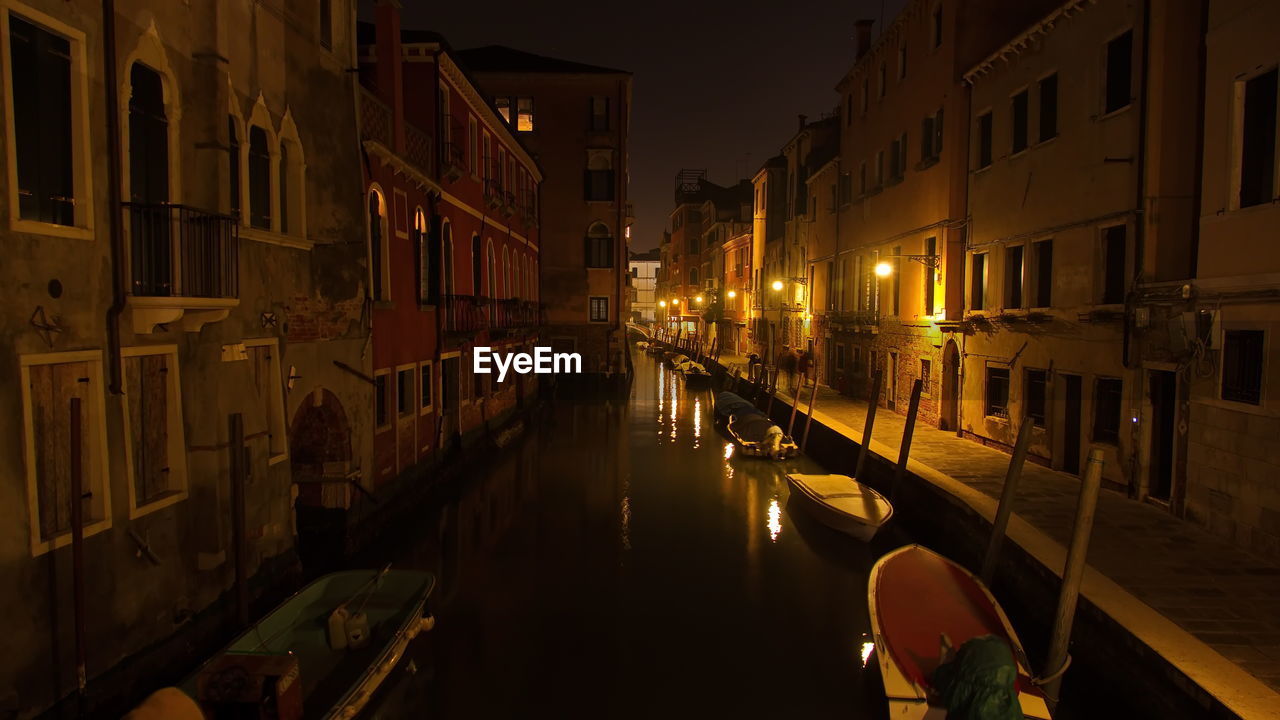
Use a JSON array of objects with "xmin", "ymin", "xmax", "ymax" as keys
[{"xmin": 10, "ymin": 15, "xmax": 74, "ymax": 225}]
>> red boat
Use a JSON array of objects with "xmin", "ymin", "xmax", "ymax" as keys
[{"xmin": 868, "ymin": 545, "xmax": 1052, "ymax": 719}]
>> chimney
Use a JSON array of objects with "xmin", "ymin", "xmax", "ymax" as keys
[
  {"xmin": 855, "ymin": 19, "xmax": 875, "ymax": 60},
  {"xmin": 374, "ymin": 0, "xmax": 405, "ymax": 152},
  {"xmin": 797, "ymin": 114, "xmax": 808, "ymax": 132}
]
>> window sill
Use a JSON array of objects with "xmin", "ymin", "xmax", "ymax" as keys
[
  {"xmin": 375, "ymin": 424, "xmax": 393, "ymax": 435},
  {"xmin": 984, "ymin": 413, "xmax": 1011, "ymax": 424},
  {"xmin": 129, "ymin": 489, "xmax": 188, "ymax": 521},
  {"xmin": 31, "ymin": 518, "xmax": 112, "ymax": 557},
  {"xmin": 1036, "ymin": 134, "xmax": 1058, "ymax": 148},
  {"xmin": 268, "ymin": 452, "xmax": 289, "ymax": 467},
  {"xmin": 418, "ymin": 303, "xmax": 437, "ymax": 312},
  {"xmin": 1092, "ymin": 302, "xmax": 1124, "ymax": 312},
  {"xmin": 1009, "ymin": 147, "xmax": 1029, "ymax": 160},
  {"xmin": 11, "ymin": 217, "xmax": 94, "ymax": 241},
  {"xmin": 419, "ymin": 405, "xmax": 434, "ymax": 417},
  {"xmin": 973, "ymin": 164, "xmax": 993, "ymax": 175},
  {"xmin": 1098, "ymin": 103, "xmax": 1133, "ymax": 122},
  {"xmin": 915, "ymin": 156, "xmax": 940, "ymax": 171}
]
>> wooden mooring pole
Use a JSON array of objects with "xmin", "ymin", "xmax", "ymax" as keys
[
  {"xmin": 981, "ymin": 417, "xmax": 1036, "ymax": 584},
  {"xmin": 229, "ymin": 413, "xmax": 249, "ymax": 627},
  {"xmin": 69, "ymin": 398, "xmax": 87, "ymax": 716},
  {"xmin": 890, "ymin": 379, "xmax": 923, "ymax": 503},
  {"xmin": 801, "ymin": 373, "xmax": 821, "ymax": 453},
  {"xmin": 1042, "ymin": 448, "xmax": 1104, "ymax": 707},
  {"xmin": 854, "ymin": 370, "xmax": 883, "ymax": 481}
]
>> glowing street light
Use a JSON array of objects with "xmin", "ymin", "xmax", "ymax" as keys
[
  {"xmin": 695, "ymin": 295, "xmax": 704, "ymax": 303},
  {"xmin": 875, "ymin": 261, "xmax": 893, "ymax": 277},
  {"xmin": 727, "ymin": 290, "xmax": 737, "ymax": 299},
  {"xmin": 659, "ymin": 300, "xmax": 667, "ymax": 307},
  {"xmin": 672, "ymin": 298, "xmax": 680, "ymax": 305},
  {"xmin": 771, "ymin": 280, "xmax": 784, "ymax": 291}
]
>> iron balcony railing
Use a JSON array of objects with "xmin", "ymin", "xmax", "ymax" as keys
[
  {"xmin": 442, "ymin": 294, "xmax": 488, "ymax": 333},
  {"xmin": 125, "ymin": 202, "xmax": 239, "ymax": 298},
  {"xmin": 493, "ymin": 299, "xmax": 540, "ymax": 329}
]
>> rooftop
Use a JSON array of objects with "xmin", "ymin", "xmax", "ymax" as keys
[{"xmin": 456, "ymin": 46, "xmax": 631, "ymax": 75}]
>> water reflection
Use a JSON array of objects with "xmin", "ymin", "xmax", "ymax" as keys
[{"xmin": 768, "ymin": 498, "xmax": 782, "ymax": 542}]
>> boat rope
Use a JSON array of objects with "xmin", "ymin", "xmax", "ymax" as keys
[{"xmin": 1030, "ymin": 652, "xmax": 1072, "ymax": 687}]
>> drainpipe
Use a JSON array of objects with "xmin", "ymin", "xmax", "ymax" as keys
[
  {"xmin": 1124, "ymin": 0, "xmax": 1152, "ymax": 371},
  {"xmin": 104, "ymin": 0, "xmax": 126, "ymax": 395}
]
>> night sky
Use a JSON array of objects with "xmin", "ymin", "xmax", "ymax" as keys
[{"xmin": 397, "ymin": 0, "xmax": 906, "ymax": 251}]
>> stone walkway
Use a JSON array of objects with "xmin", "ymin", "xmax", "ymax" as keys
[{"xmin": 712, "ymin": 351, "xmax": 1280, "ymax": 707}]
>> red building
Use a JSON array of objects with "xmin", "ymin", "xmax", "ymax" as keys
[{"xmin": 359, "ymin": 4, "xmax": 542, "ymax": 486}]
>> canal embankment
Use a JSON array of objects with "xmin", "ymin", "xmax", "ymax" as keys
[{"xmin": 669, "ymin": 345, "xmax": 1280, "ymax": 720}]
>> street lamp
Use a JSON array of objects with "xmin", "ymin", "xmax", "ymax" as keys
[
  {"xmin": 659, "ymin": 300, "xmax": 667, "ymax": 307},
  {"xmin": 727, "ymin": 290, "xmax": 737, "ymax": 299},
  {"xmin": 695, "ymin": 295, "xmax": 704, "ymax": 303},
  {"xmin": 875, "ymin": 261, "xmax": 893, "ymax": 277},
  {"xmin": 672, "ymin": 298, "xmax": 679, "ymax": 305},
  {"xmin": 771, "ymin": 280, "xmax": 784, "ymax": 291}
]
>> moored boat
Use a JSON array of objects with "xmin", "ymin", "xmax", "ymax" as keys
[
  {"xmin": 680, "ymin": 364, "xmax": 713, "ymax": 388},
  {"xmin": 714, "ymin": 391, "xmax": 799, "ymax": 459},
  {"xmin": 785, "ymin": 473, "xmax": 891, "ymax": 542},
  {"xmin": 180, "ymin": 569, "xmax": 436, "ymax": 720},
  {"xmin": 868, "ymin": 545, "xmax": 1052, "ymax": 719}
]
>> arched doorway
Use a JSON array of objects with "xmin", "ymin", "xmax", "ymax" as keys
[
  {"xmin": 941, "ymin": 339, "xmax": 960, "ymax": 431},
  {"xmin": 289, "ymin": 387, "xmax": 353, "ymax": 573}
]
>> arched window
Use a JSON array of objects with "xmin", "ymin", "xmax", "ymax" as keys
[
  {"xmin": 690, "ymin": 266, "xmax": 699, "ymax": 284},
  {"xmin": 128, "ymin": 62, "xmax": 171, "ymax": 295},
  {"xmin": 413, "ymin": 208, "xmax": 428, "ymax": 304},
  {"xmin": 503, "ymin": 247, "xmax": 511, "ymax": 299},
  {"xmin": 487, "ymin": 240, "xmax": 497, "ymax": 323},
  {"xmin": 278, "ymin": 141, "xmax": 290, "ymax": 234},
  {"xmin": 585, "ymin": 221, "xmax": 613, "ymax": 268},
  {"xmin": 368, "ymin": 188, "xmax": 388, "ymax": 300},
  {"xmin": 227, "ymin": 116, "xmax": 240, "ymax": 217},
  {"xmin": 249, "ymin": 126, "xmax": 271, "ymax": 229}
]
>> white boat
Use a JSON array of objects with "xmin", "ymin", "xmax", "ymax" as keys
[
  {"xmin": 785, "ymin": 473, "xmax": 892, "ymax": 542},
  {"xmin": 868, "ymin": 545, "xmax": 1053, "ymax": 719}
]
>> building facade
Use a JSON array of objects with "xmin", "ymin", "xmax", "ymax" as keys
[
  {"xmin": 1, "ymin": 0, "xmax": 370, "ymax": 715},
  {"xmin": 628, "ymin": 247, "xmax": 659, "ymax": 322},
  {"xmin": 459, "ymin": 46, "xmax": 631, "ymax": 377}
]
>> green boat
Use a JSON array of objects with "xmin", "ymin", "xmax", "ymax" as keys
[{"xmin": 181, "ymin": 569, "xmax": 436, "ymax": 719}]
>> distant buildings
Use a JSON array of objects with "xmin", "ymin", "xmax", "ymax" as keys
[
  {"xmin": 459, "ymin": 46, "xmax": 633, "ymax": 377},
  {"xmin": 629, "ymin": 248, "xmax": 660, "ymax": 322},
  {"xmin": 656, "ymin": 0, "xmax": 1280, "ymax": 563}
]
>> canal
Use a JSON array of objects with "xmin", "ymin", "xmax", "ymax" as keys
[{"xmin": 361, "ymin": 349, "xmax": 1100, "ymax": 719}]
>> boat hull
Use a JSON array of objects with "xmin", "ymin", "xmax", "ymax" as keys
[
  {"xmin": 785, "ymin": 473, "xmax": 891, "ymax": 542},
  {"xmin": 867, "ymin": 545, "xmax": 1052, "ymax": 720}
]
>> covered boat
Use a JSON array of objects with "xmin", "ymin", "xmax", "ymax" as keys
[
  {"xmin": 714, "ymin": 391, "xmax": 799, "ymax": 459},
  {"xmin": 868, "ymin": 545, "xmax": 1052, "ymax": 719},
  {"xmin": 680, "ymin": 363, "xmax": 713, "ymax": 388},
  {"xmin": 785, "ymin": 473, "xmax": 891, "ymax": 542},
  {"xmin": 181, "ymin": 569, "xmax": 436, "ymax": 720}
]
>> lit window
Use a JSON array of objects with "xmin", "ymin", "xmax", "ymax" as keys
[
  {"xmin": 517, "ymin": 97, "xmax": 534, "ymax": 132},
  {"xmin": 495, "ymin": 96, "xmax": 511, "ymax": 123},
  {"xmin": 985, "ymin": 367, "xmax": 1010, "ymax": 418}
]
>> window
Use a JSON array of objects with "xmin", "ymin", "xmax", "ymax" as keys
[
  {"xmin": 875, "ymin": 150, "xmax": 885, "ymax": 188},
  {"xmin": 898, "ymin": 45, "xmax": 907, "ymax": 80},
  {"xmin": 861, "ymin": 78, "xmax": 869, "ymax": 112},
  {"xmin": 1093, "ymin": 377, "xmax": 1122, "ymax": 443},
  {"xmin": 368, "ymin": 189, "xmax": 388, "ymax": 300},
  {"xmin": 590, "ymin": 296, "xmax": 609, "ymax": 322},
  {"xmin": 986, "ymin": 367, "xmax": 1010, "ymax": 418},
  {"xmin": 482, "ymin": 133, "xmax": 491, "ymax": 181},
  {"xmin": 20, "ymin": 351, "xmax": 112, "ymax": 555},
  {"xmin": 1039, "ymin": 73, "xmax": 1058, "ymax": 141},
  {"xmin": 1005, "ymin": 245, "xmax": 1024, "ymax": 309},
  {"xmin": 845, "ymin": 93, "xmax": 852, "ymax": 126},
  {"xmin": 248, "ymin": 126, "xmax": 271, "ymax": 229},
  {"xmin": 1239, "ymin": 68, "xmax": 1277, "ymax": 208},
  {"xmin": 921, "ymin": 109, "xmax": 944, "ymax": 163},
  {"xmin": 1025, "ymin": 369, "xmax": 1047, "ymax": 427},
  {"xmin": 1011, "ymin": 89, "xmax": 1029, "ymax": 154},
  {"xmin": 1032, "ymin": 239, "xmax": 1053, "ymax": 307},
  {"xmin": 439, "ymin": 87, "xmax": 452, "ymax": 151},
  {"xmin": 931, "ymin": 4, "xmax": 943, "ymax": 49},
  {"xmin": 585, "ymin": 222, "xmax": 613, "ymax": 268},
  {"xmin": 495, "ymin": 97, "xmax": 511, "ymax": 124},
  {"xmin": 128, "ymin": 63, "xmax": 169, "ymax": 220},
  {"xmin": 921, "ymin": 358, "xmax": 932, "ymax": 395},
  {"xmin": 224, "ymin": 118, "xmax": 240, "ymax": 219},
  {"xmin": 414, "ymin": 209, "xmax": 430, "ymax": 304},
  {"xmin": 924, "ymin": 236, "xmax": 936, "ymax": 315},
  {"xmin": 244, "ymin": 339, "xmax": 287, "ymax": 462},
  {"xmin": 122, "ymin": 347, "xmax": 187, "ymax": 517},
  {"xmin": 442, "ymin": 223, "xmax": 454, "ymax": 296},
  {"xmin": 585, "ymin": 149, "xmax": 614, "ymax": 201},
  {"xmin": 836, "ymin": 344, "xmax": 846, "ymax": 370},
  {"xmin": 1222, "ymin": 330, "xmax": 1264, "ymax": 405},
  {"xmin": 977, "ymin": 111, "xmax": 993, "ymax": 169},
  {"xmin": 879, "ymin": 62, "xmax": 887, "ymax": 99},
  {"xmin": 319, "ymin": 0, "xmax": 332, "ymax": 48},
  {"xmin": 889, "ymin": 134, "xmax": 907, "ymax": 182},
  {"xmin": 8, "ymin": 13, "xmax": 79, "ymax": 228},
  {"xmin": 441, "ymin": 356, "xmax": 459, "ymax": 411},
  {"xmin": 472, "ymin": 234, "xmax": 482, "ymax": 296},
  {"xmin": 373, "ymin": 366, "xmax": 386, "ymax": 427},
  {"xmin": 278, "ymin": 141, "xmax": 290, "ymax": 234},
  {"xmin": 517, "ymin": 97, "xmax": 534, "ymax": 132},
  {"xmin": 468, "ymin": 116, "xmax": 478, "ymax": 174},
  {"xmin": 589, "ymin": 95, "xmax": 610, "ymax": 131},
  {"xmin": 1104, "ymin": 30, "xmax": 1133, "ymax": 114},
  {"xmin": 971, "ymin": 253, "xmax": 987, "ymax": 310},
  {"xmin": 891, "ymin": 246, "xmax": 901, "ymax": 316},
  {"xmin": 1101, "ymin": 225, "xmax": 1126, "ymax": 304},
  {"xmin": 397, "ymin": 367, "xmax": 414, "ymax": 418}
]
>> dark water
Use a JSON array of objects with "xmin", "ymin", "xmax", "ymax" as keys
[{"xmin": 363, "ymin": 351, "xmax": 899, "ymax": 718}]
